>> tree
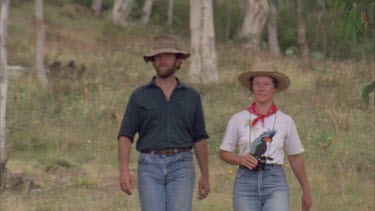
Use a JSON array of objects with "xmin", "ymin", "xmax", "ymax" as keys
[
  {"xmin": 334, "ymin": 0, "xmax": 374, "ymax": 107},
  {"xmin": 335, "ymin": 0, "xmax": 373, "ymax": 40},
  {"xmin": 142, "ymin": 0, "xmax": 154, "ymax": 24},
  {"xmin": 112, "ymin": 0, "xmax": 134, "ymax": 27},
  {"xmin": 296, "ymin": 0, "xmax": 309, "ymax": 58},
  {"xmin": 267, "ymin": 0, "xmax": 280, "ymax": 56},
  {"xmin": 167, "ymin": 0, "xmax": 174, "ymax": 25},
  {"xmin": 35, "ymin": 0, "xmax": 48, "ymax": 85},
  {"xmin": 362, "ymin": 81, "xmax": 375, "ymax": 108},
  {"xmin": 189, "ymin": 0, "xmax": 219, "ymax": 84},
  {"xmin": 91, "ymin": 0, "xmax": 102, "ymax": 16},
  {"xmin": 238, "ymin": 0, "xmax": 269, "ymax": 51},
  {"xmin": 0, "ymin": 0, "xmax": 10, "ymax": 179}
]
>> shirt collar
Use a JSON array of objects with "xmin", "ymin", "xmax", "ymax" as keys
[{"xmin": 146, "ymin": 76, "xmax": 187, "ymax": 89}]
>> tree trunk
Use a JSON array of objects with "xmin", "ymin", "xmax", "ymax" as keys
[
  {"xmin": 238, "ymin": 0, "xmax": 269, "ymax": 51},
  {"xmin": 267, "ymin": 0, "xmax": 280, "ymax": 56},
  {"xmin": 167, "ymin": 0, "xmax": 174, "ymax": 25},
  {"xmin": 189, "ymin": 0, "xmax": 201, "ymax": 83},
  {"xmin": 112, "ymin": 0, "xmax": 134, "ymax": 27},
  {"xmin": 0, "ymin": 0, "xmax": 10, "ymax": 176},
  {"xmin": 297, "ymin": 0, "xmax": 309, "ymax": 58},
  {"xmin": 35, "ymin": 0, "xmax": 48, "ymax": 86},
  {"xmin": 142, "ymin": 0, "xmax": 154, "ymax": 24},
  {"xmin": 91, "ymin": 0, "xmax": 102, "ymax": 16},
  {"xmin": 189, "ymin": 0, "xmax": 218, "ymax": 84}
]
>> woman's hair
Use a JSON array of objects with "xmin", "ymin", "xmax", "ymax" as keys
[{"xmin": 249, "ymin": 76, "xmax": 279, "ymax": 92}]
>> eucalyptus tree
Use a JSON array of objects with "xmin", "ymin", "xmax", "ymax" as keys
[
  {"xmin": 167, "ymin": 0, "xmax": 174, "ymax": 25},
  {"xmin": 142, "ymin": 0, "xmax": 154, "ymax": 24},
  {"xmin": 267, "ymin": 0, "xmax": 280, "ymax": 56},
  {"xmin": 296, "ymin": 0, "xmax": 309, "ymax": 58},
  {"xmin": 189, "ymin": 0, "xmax": 219, "ymax": 84},
  {"xmin": 0, "ymin": 0, "xmax": 10, "ymax": 178},
  {"xmin": 91, "ymin": 0, "xmax": 102, "ymax": 16},
  {"xmin": 35, "ymin": 0, "xmax": 48, "ymax": 85},
  {"xmin": 238, "ymin": 0, "xmax": 269, "ymax": 51},
  {"xmin": 112, "ymin": 0, "xmax": 134, "ymax": 26}
]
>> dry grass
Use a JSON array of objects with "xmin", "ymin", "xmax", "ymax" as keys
[{"xmin": 1, "ymin": 1, "xmax": 374, "ymax": 211}]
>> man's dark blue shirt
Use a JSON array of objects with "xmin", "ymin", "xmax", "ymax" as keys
[{"xmin": 118, "ymin": 77, "xmax": 209, "ymax": 151}]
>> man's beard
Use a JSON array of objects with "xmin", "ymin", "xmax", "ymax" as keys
[{"xmin": 156, "ymin": 65, "xmax": 177, "ymax": 78}]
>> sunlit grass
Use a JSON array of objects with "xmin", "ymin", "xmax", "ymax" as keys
[{"xmin": 1, "ymin": 1, "xmax": 374, "ymax": 211}]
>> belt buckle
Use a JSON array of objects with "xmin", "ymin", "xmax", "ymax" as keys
[{"xmin": 159, "ymin": 149, "xmax": 173, "ymax": 156}]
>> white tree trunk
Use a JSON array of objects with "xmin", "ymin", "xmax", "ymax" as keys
[
  {"xmin": 112, "ymin": 0, "xmax": 134, "ymax": 27},
  {"xmin": 297, "ymin": 0, "xmax": 309, "ymax": 58},
  {"xmin": 189, "ymin": 0, "xmax": 201, "ymax": 83},
  {"xmin": 238, "ymin": 0, "xmax": 269, "ymax": 51},
  {"xmin": 35, "ymin": 0, "xmax": 48, "ymax": 85},
  {"xmin": 167, "ymin": 0, "xmax": 174, "ymax": 25},
  {"xmin": 267, "ymin": 1, "xmax": 280, "ymax": 56},
  {"xmin": 91, "ymin": 0, "xmax": 102, "ymax": 16},
  {"xmin": 142, "ymin": 0, "xmax": 154, "ymax": 24},
  {"xmin": 0, "ymin": 0, "xmax": 10, "ymax": 173},
  {"xmin": 189, "ymin": 0, "xmax": 218, "ymax": 84}
]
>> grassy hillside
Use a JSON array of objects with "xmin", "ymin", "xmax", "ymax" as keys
[{"xmin": 1, "ymin": 1, "xmax": 374, "ymax": 210}]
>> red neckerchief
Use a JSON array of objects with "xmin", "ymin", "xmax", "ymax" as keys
[{"xmin": 246, "ymin": 102, "xmax": 278, "ymax": 127}]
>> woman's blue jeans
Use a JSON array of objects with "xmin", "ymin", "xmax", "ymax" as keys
[
  {"xmin": 137, "ymin": 152, "xmax": 195, "ymax": 211},
  {"xmin": 233, "ymin": 165, "xmax": 290, "ymax": 211}
]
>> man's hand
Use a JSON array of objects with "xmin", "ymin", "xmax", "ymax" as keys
[
  {"xmin": 197, "ymin": 176, "xmax": 210, "ymax": 200},
  {"xmin": 119, "ymin": 170, "xmax": 134, "ymax": 195},
  {"xmin": 118, "ymin": 137, "xmax": 133, "ymax": 195}
]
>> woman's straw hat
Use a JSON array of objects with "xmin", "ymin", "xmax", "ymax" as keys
[
  {"xmin": 238, "ymin": 63, "xmax": 290, "ymax": 92},
  {"xmin": 144, "ymin": 34, "xmax": 190, "ymax": 62}
]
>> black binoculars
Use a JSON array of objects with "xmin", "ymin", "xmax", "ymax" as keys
[{"xmin": 252, "ymin": 155, "xmax": 267, "ymax": 171}]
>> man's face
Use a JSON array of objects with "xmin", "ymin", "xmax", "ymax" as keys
[{"xmin": 152, "ymin": 53, "xmax": 182, "ymax": 78}]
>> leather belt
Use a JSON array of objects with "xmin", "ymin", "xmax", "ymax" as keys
[{"xmin": 140, "ymin": 147, "xmax": 192, "ymax": 156}]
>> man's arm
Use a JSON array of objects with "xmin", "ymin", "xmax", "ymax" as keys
[
  {"xmin": 193, "ymin": 139, "xmax": 210, "ymax": 200},
  {"xmin": 288, "ymin": 154, "xmax": 312, "ymax": 211},
  {"xmin": 118, "ymin": 136, "xmax": 134, "ymax": 195}
]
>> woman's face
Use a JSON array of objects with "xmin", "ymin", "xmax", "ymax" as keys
[{"xmin": 251, "ymin": 76, "xmax": 277, "ymax": 104}]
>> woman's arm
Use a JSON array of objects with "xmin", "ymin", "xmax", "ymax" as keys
[
  {"xmin": 288, "ymin": 154, "xmax": 312, "ymax": 211},
  {"xmin": 220, "ymin": 150, "xmax": 258, "ymax": 170}
]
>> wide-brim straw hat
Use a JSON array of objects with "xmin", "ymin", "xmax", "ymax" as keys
[
  {"xmin": 238, "ymin": 63, "xmax": 290, "ymax": 92},
  {"xmin": 143, "ymin": 34, "xmax": 190, "ymax": 62}
]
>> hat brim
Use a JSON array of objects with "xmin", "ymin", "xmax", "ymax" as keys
[
  {"xmin": 144, "ymin": 49, "xmax": 190, "ymax": 62},
  {"xmin": 238, "ymin": 71, "xmax": 290, "ymax": 92}
]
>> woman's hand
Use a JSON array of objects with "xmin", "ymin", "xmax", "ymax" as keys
[
  {"xmin": 302, "ymin": 191, "xmax": 312, "ymax": 211},
  {"xmin": 238, "ymin": 154, "xmax": 258, "ymax": 170}
]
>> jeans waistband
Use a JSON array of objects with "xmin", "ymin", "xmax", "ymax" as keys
[
  {"xmin": 140, "ymin": 147, "xmax": 192, "ymax": 156},
  {"xmin": 240, "ymin": 164, "xmax": 282, "ymax": 171}
]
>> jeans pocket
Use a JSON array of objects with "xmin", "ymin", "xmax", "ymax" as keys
[
  {"xmin": 178, "ymin": 151, "xmax": 193, "ymax": 161},
  {"xmin": 235, "ymin": 167, "xmax": 247, "ymax": 179},
  {"xmin": 138, "ymin": 153, "xmax": 147, "ymax": 164},
  {"xmin": 270, "ymin": 167, "xmax": 285, "ymax": 177}
]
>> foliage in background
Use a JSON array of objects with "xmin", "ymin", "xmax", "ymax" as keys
[
  {"xmin": 334, "ymin": 0, "xmax": 373, "ymax": 41},
  {"xmin": 48, "ymin": 0, "xmax": 374, "ymax": 59},
  {"xmin": 1, "ymin": 1, "xmax": 374, "ymax": 210}
]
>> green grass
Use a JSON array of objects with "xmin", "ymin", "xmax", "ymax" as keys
[{"xmin": 1, "ymin": 1, "xmax": 374, "ymax": 211}]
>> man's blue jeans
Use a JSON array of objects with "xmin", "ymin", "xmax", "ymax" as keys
[
  {"xmin": 233, "ymin": 165, "xmax": 290, "ymax": 211},
  {"xmin": 137, "ymin": 151, "xmax": 195, "ymax": 211}
]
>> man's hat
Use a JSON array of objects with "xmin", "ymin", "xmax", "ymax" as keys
[
  {"xmin": 143, "ymin": 34, "xmax": 190, "ymax": 62},
  {"xmin": 237, "ymin": 63, "xmax": 290, "ymax": 92}
]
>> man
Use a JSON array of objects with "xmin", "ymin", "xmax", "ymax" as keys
[{"xmin": 117, "ymin": 34, "xmax": 210, "ymax": 211}]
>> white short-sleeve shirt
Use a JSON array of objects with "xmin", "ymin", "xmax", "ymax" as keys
[{"xmin": 220, "ymin": 110, "xmax": 304, "ymax": 165}]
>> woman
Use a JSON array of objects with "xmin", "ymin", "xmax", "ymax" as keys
[{"xmin": 220, "ymin": 63, "xmax": 312, "ymax": 211}]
